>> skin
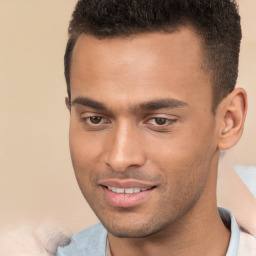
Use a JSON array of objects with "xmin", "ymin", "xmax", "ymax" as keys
[{"xmin": 67, "ymin": 26, "xmax": 247, "ymax": 255}]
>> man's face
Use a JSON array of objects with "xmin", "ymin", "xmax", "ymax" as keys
[{"xmin": 69, "ymin": 27, "xmax": 219, "ymax": 238}]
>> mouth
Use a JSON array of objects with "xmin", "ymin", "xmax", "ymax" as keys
[
  {"xmin": 99, "ymin": 180, "xmax": 156, "ymax": 208},
  {"xmin": 106, "ymin": 186, "xmax": 150, "ymax": 194}
]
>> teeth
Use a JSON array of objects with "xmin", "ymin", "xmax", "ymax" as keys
[
  {"xmin": 107, "ymin": 186, "xmax": 148, "ymax": 194},
  {"xmin": 124, "ymin": 188, "xmax": 134, "ymax": 194},
  {"xmin": 116, "ymin": 188, "xmax": 125, "ymax": 193}
]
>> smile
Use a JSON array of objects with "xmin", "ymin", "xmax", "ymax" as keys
[
  {"xmin": 102, "ymin": 185, "xmax": 156, "ymax": 208},
  {"xmin": 107, "ymin": 186, "xmax": 148, "ymax": 194}
]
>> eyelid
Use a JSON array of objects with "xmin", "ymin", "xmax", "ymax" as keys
[
  {"xmin": 80, "ymin": 110, "xmax": 110, "ymax": 118},
  {"xmin": 144, "ymin": 112, "xmax": 178, "ymax": 121},
  {"xmin": 146, "ymin": 117, "xmax": 177, "ymax": 125}
]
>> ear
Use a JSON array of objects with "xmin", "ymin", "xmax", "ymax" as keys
[
  {"xmin": 65, "ymin": 96, "xmax": 71, "ymax": 112},
  {"xmin": 217, "ymin": 88, "xmax": 247, "ymax": 150}
]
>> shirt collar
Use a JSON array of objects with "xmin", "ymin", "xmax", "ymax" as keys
[{"xmin": 218, "ymin": 207, "xmax": 240, "ymax": 256}]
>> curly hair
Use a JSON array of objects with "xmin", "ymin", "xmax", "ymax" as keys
[{"xmin": 65, "ymin": 0, "xmax": 241, "ymax": 112}]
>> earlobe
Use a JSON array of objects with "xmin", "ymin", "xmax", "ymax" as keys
[
  {"xmin": 65, "ymin": 96, "xmax": 71, "ymax": 112},
  {"xmin": 217, "ymin": 88, "xmax": 247, "ymax": 150}
]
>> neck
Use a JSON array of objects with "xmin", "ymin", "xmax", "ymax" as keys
[
  {"xmin": 108, "ymin": 157, "xmax": 231, "ymax": 256},
  {"xmin": 108, "ymin": 207, "xmax": 230, "ymax": 256}
]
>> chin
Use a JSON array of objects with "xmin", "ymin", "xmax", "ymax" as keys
[
  {"xmin": 101, "ymin": 215, "xmax": 174, "ymax": 239},
  {"xmin": 107, "ymin": 226, "xmax": 158, "ymax": 239}
]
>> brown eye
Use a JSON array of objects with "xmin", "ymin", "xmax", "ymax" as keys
[
  {"xmin": 89, "ymin": 116, "xmax": 102, "ymax": 124},
  {"xmin": 154, "ymin": 118, "xmax": 167, "ymax": 125}
]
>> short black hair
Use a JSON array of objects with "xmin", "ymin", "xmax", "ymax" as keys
[{"xmin": 65, "ymin": 0, "xmax": 241, "ymax": 112}]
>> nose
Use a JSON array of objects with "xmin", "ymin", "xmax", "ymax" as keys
[{"xmin": 104, "ymin": 121, "xmax": 146, "ymax": 172}]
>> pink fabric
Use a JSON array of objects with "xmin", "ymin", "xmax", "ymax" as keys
[
  {"xmin": 0, "ymin": 223, "xmax": 72, "ymax": 256},
  {"xmin": 237, "ymin": 232, "xmax": 256, "ymax": 256}
]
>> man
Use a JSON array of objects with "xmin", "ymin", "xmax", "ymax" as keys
[{"xmin": 55, "ymin": 0, "xmax": 253, "ymax": 255}]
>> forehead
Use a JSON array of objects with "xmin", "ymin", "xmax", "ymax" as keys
[
  {"xmin": 71, "ymin": 26, "xmax": 204, "ymax": 74},
  {"xmin": 70, "ymin": 26, "xmax": 212, "ymax": 112}
]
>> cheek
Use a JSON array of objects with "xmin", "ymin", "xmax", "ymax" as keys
[
  {"xmin": 69, "ymin": 128, "xmax": 97, "ymax": 187},
  {"xmin": 145, "ymin": 125, "xmax": 215, "ymax": 192},
  {"xmin": 152, "ymin": 142, "xmax": 211, "ymax": 217},
  {"xmin": 146, "ymin": 133, "xmax": 212, "ymax": 170},
  {"xmin": 69, "ymin": 122, "xmax": 103, "ymax": 165}
]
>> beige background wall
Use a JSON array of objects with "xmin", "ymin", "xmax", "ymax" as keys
[{"xmin": 0, "ymin": 0, "xmax": 255, "ymax": 233}]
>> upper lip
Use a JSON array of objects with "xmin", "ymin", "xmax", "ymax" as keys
[{"xmin": 99, "ymin": 179, "xmax": 156, "ymax": 189}]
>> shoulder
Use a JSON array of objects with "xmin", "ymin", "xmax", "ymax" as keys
[
  {"xmin": 55, "ymin": 222, "xmax": 107, "ymax": 256},
  {"xmin": 237, "ymin": 231, "xmax": 256, "ymax": 256}
]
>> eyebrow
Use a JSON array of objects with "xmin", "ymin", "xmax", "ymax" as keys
[
  {"xmin": 72, "ymin": 97, "xmax": 108, "ymax": 111},
  {"xmin": 71, "ymin": 97, "xmax": 188, "ymax": 112},
  {"xmin": 134, "ymin": 98, "xmax": 188, "ymax": 111}
]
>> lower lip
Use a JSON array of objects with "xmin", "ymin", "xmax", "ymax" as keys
[{"xmin": 101, "ymin": 186, "xmax": 155, "ymax": 208}]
